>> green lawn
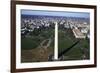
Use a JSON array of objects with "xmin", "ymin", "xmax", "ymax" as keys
[
  {"xmin": 21, "ymin": 28, "xmax": 54, "ymax": 50},
  {"xmin": 21, "ymin": 37, "xmax": 41, "ymax": 50},
  {"xmin": 21, "ymin": 27, "xmax": 90, "ymax": 61},
  {"xmin": 21, "ymin": 28, "xmax": 54, "ymax": 62},
  {"xmin": 58, "ymin": 28, "xmax": 90, "ymax": 60}
]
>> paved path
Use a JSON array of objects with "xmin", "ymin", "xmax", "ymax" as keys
[
  {"xmin": 36, "ymin": 38, "xmax": 52, "ymax": 49},
  {"xmin": 44, "ymin": 38, "xmax": 52, "ymax": 49}
]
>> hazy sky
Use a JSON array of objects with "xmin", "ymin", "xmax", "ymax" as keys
[{"xmin": 21, "ymin": 9, "xmax": 90, "ymax": 18}]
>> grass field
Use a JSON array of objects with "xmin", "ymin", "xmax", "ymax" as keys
[
  {"xmin": 58, "ymin": 28, "xmax": 90, "ymax": 60},
  {"xmin": 21, "ymin": 25, "xmax": 90, "ymax": 62},
  {"xmin": 21, "ymin": 27, "xmax": 54, "ymax": 62},
  {"xmin": 21, "ymin": 37, "xmax": 42, "ymax": 50}
]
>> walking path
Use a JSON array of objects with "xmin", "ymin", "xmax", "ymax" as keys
[{"xmin": 36, "ymin": 38, "xmax": 52, "ymax": 49}]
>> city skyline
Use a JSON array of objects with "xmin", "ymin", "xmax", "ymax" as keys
[{"xmin": 21, "ymin": 10, "xmax": 90, "ymax": 18}]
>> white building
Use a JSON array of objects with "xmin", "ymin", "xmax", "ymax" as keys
[{"xmin": 72, "ymin": 28, "xmax": 86, "ymax": 39}]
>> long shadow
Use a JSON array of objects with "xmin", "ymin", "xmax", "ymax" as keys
[
  {"xmin": 48, "ymin": 41, "xmax": 80, "ymax": 61},
  {"xmin": 58, "ymin": 41, "xmax": 79, "ymax": 58}
]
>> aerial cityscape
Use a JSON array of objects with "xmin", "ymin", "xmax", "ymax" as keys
[{"xmin": 21, "ymin": 10, "xmax": 90, "ymax": 62}]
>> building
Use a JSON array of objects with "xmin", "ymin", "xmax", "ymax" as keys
[{"xmin": 72, "ymin": 28, "xmax": 86, "ymax": 38}]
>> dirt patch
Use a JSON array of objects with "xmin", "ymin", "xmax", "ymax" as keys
[{"xmin": 21, "ymin": 47, "xmax": 54, "ymax": 62}]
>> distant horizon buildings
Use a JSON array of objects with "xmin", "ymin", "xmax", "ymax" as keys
[
  {"xmin": 21, "ymin": 11, "xmax": 90, "ymax": 39},
  {"xmin": 21, "ymin": 10, "xmax": 90, "ymax": 18}
]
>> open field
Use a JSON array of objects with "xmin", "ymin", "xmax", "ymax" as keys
[
  {"xmin": 21, "ymin": 27, "xmax": 90, "ymax": 62},
  {"xmin": 21, "ymin": 28, "xmax": 54, "ymax": 62},
  {"xmin": 58, "ymin": 28, "xmax": 90, "ymax": 60}
]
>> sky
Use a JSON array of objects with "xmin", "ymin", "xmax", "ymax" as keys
[{"xmin": 21, "ymin": 9, "xmax": 90, "ymax": 18}]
